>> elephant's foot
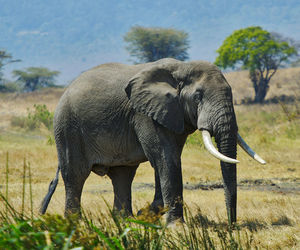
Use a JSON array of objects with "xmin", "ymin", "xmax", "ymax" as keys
[
  {"xmin": 64, "ymin": 205, "xmax": 82, "ymax": 219},
  {"xmin": 164, "ymin": 203, "xmax": 185, "ymax": 226}
]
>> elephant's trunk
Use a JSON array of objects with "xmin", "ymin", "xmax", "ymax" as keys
[
  {"xmin": 197, "ymin": 89, "xmax": 239, "ymax": 224},
  {"xmin": 217, "ymin": 133, "xmax": 237, "ymax": 224},
  {"xmin": 213, "ymin": 98, "xmax": 238, "ymax": 224}
]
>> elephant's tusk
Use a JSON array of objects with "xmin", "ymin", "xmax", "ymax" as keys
[
  {"xmin": 202, "ymin": 130, "xmax": 239, "ymax": 164},
  {"xmin": 237, "ymin": 133, "xmax": 266, "ymax": 165}
]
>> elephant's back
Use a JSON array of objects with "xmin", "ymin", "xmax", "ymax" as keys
[
  {"xmin": 71, "ymin": 63, "xmax": 144, "ymax": 90},
  {"xmin": 62, "ymin": 63, "xmax": 142, "ymax": 106}
]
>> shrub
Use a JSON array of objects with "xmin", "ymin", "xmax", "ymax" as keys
[{"xmin": 11, "ymin": 104, "xmax": 54, "ymax": 131}]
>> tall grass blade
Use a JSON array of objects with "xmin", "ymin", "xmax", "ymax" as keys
[
  {"xmin": 102, "ymin": 197, "xmax": 128, "ymax": 248},
  {"xmin": 28, "ymin": 162, "xmax": 33, "ymax": 220},
  {"xmin": 21, "ymin": 158, "xmax": 27, "ymax": 218},
  {"xmin": 63, "ymin": 229, "xmax": 75, "ymax": 250},
  {"xmin": 0, "ymin": 192, "xmax": 19, "ymax": 219},
  {"xmin": 5, "ymin": 152, "xmax": 9, "ymax": 218},
  {"xmin": 91, "ymin": 224, "xmax": 120, "ymax": 249}
]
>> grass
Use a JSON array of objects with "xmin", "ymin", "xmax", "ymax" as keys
[
  {"xmin": 0, "ymin": 197, "xmax": 257, "ymax": 249},
  {"xmin": 0, "ymin": 157, "xmax": 262, "ymax": 250},
  {"xmin": 1, "ymin": 105, "xmax": 299, "ymax": 249},
  {"xmin": 0, "ymin": 68, "xmax": 300, "ymax": 249},
  {"xmin": 0, "ymin": 156, "xmax": 258, "ymax": 249}
]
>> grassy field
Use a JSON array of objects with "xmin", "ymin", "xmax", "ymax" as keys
[{"xmin": 0, "ymin": 67, "xmax": 300, "ymax": 248}]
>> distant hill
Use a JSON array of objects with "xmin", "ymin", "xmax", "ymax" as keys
[{"xmin": 1, "ymin": 0, "xmax": 300, "ymax": 84}]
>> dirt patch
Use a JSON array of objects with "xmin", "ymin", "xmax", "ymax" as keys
[
  {"xmin": 85, "ymin": 178, "xmax": 300, "ymax": 195},
  {"xmin": 183, "ymin": 178, "xmax": 300, "ymax": 194}
]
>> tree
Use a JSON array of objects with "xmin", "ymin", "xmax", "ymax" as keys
[
  {"xmin": 0, "ymin": 50, "xmax": 20, "ymax": 84},
  {"xmin": 124, "ymin": 26, "xmax": 189, "ymax": 63},
  {"xmin": 215, "ymin": 26, "xmax": 297, "ymax": 103},
  {"xmin": 270, "ymin": 32, "xmax": 300, "ymax": 67},
  {"xmin": 13, "ymin": 67, "xmax": 60, "ymax": 92}
]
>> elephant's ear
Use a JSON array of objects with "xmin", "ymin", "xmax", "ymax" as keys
[{"xmin": 125, "ymin": 65, "xmax": 184, "ymax": 134}]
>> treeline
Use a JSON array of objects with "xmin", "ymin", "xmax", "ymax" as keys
[
  {"xmin": 0, "ymin": 51, "xmax": 60, "ymax": 93},
  {"xmin": 1, "ymin": 26, "xmax": 300, "ymax": 103}
]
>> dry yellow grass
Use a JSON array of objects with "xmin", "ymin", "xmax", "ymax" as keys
[
  {"xmin": 225, "ymin": 66, "xmax": 300, "ymax": 104},
  {"xmin": 0, "ymin": 67, "xmax": 300, "ymax": 248}
]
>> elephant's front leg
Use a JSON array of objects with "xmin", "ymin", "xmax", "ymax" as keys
[
  {"xmin": 138, "ymin": 170, "xmax": 165, "ymax": 216},
  {"xmin": 137, "ymin": 125, "xmax": 184, "ymax": 224},
  {"xmin": 156, "ymin": 156, "xmax": 183, "ymax": 224},
  {"xmin": 150, "ymin": 170, "xmax": 164, "ymax": 213}
]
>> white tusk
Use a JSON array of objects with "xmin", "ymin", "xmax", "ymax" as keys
[
  {"xmin": 202, "ymin": 130, "xmax": 239, "ymax": 164},
  {"xmin": 237, "ymin": 133, "xmax": 266, "ymax": 165}
]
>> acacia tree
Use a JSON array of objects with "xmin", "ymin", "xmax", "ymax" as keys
[
  {"xmin": 13, "ymin": 67, "xmax": 60, "ymax": 92},
  {"xmin": 215, "ymin": 26, "xmax": 297, "ymax": 103},
  {"xmin": 124, "ymin": 26, "xmax": 189, "ymax": 63},
  {"xmin": 0, "ymin": 50, "xmax": 20, "ymax": 84}
]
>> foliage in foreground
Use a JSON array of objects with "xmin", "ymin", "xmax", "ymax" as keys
[{"xmin": 0, "ymin": 195, "xmax": 255, "ymax": 250}]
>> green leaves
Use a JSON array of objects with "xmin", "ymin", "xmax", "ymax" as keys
[
  {"xmin": 215, "ymin": 26, "xmax": 297, "ymax": 71},
  {"xmin": 215, "ymin": 26, "xmax": 297, "ymax": 103},
  {"xmin": 124, "ymin": 26, "xmax": 189, "ymax": 63}
]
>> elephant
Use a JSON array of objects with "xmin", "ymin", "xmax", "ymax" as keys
[{"xmin": 40, "ymin": 58, "xmax": 266, "ymax": 225}]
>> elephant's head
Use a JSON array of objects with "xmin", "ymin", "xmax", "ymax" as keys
[{"xmin": 125, "ymin": 58, "xmax": 265, "ymax": 224}]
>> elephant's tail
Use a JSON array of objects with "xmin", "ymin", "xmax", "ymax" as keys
[{"xmin": 39, "ymin": 165, "xmax": 60, "ymax": 214}]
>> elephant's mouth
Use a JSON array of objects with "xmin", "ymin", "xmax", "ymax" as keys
[{"xmin": 201, "ymin": 130, "xmax": 266, "ymax": 165}]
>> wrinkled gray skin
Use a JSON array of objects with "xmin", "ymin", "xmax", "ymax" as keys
[{"xmin": 40, "ymin": 58, "xmax": 238, "ymax": 224}]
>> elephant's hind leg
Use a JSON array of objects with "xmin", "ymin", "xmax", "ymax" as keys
[
  {"xmin": 107, "ymin": 165, "xmax": 138, "ymax": 215},
  {"xmin": 61, "ymin": 162, "xmax": 90, "ymax": 216},
  {"xmin": 58, "ymin": 130, "xmax": 91, "ymax": 217},
  {"xmin": 62, "ymin": 172, "xmax": 88, "ymax": 216}
]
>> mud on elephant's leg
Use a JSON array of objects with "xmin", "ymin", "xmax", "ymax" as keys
[{"xmin": 107, "ymin": 165, "xmax": 138, "ymax": 216}]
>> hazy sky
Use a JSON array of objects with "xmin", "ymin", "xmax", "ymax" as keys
[{"xmin": 1, "ymin": 0, "xmax": 299, "ymax": 84}]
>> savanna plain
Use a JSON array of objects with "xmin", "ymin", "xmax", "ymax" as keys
[{"xmin": 0, "ymin": 67, "xmax": 300, "ymax": 249}]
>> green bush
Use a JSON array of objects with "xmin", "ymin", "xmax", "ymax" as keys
[{"xmin": 11, "ymin": 104, "xmax": 54, "ymax": 131}]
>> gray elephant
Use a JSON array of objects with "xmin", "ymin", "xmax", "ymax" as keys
[{"xmin": 40, "ymin": 58, "xmax": 265, "ymax": 225}]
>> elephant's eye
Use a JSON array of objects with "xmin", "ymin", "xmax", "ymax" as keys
[{"xmin": 193, "ymin": 89, "xmax": 203, "ymax": 102}]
